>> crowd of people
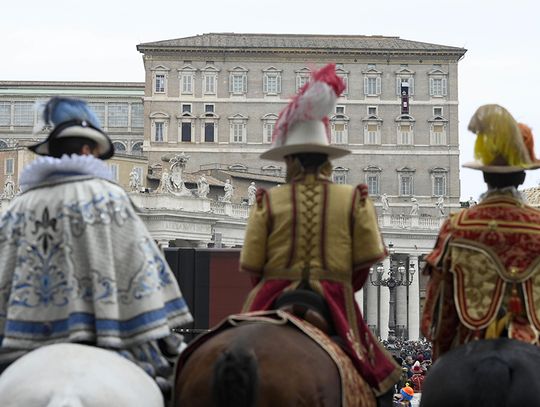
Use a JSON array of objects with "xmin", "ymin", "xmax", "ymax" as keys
[{"xmin": 381, "ymin": 338, "xmax": 432, "ymax": 404}]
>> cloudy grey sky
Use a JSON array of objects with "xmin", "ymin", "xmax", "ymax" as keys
[{"xmin": 2, "ymin": 0, "xmax": 539, "ymax": 200}]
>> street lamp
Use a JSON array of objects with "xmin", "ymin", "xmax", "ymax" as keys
[{"xmin": 369, "ymin": 243, "xmax": 415, "ymax": 339}]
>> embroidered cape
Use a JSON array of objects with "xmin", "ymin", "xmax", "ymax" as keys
[{"xmin": 0, "ymin": 155, "xmax": 192, "ymax": 378}]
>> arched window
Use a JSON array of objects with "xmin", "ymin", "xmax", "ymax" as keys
[
  {"xmin": 132, "ymin": 142, "xmax": 143, "ymax": 155},
  {"xmin": 113, "ymin": 142, "xmax": 126, "ymax": 153}
]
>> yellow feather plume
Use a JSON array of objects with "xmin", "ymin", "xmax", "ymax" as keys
[{"xmin": 468, "ymin": 104, "xmax": 531, "ymax": 167}]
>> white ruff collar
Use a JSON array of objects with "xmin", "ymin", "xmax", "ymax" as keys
[{"xmin": 20, "ymin": 154, "xmax": 113, "ymax": 192}]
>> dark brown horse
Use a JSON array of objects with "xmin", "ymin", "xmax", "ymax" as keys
[
  {"xmin": 173, "ymin": 319, "xmax": 377, "ymax": 407},
  {"xmin": 420, "ymin": 338, "xmax": 540, "ymax": 407}
]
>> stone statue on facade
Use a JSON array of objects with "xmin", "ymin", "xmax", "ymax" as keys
[
  {"xmin": 129, "ymin": 168, "xmax": 141, "ymax": 192},
  {"xmin": 436, "ymin": 195, "xmax": 445, "ymax": 217},
  {"xmin": 2, "ymin": 175, "xmax": 16, "ymax": 200},
  {"xmin": 381, "ymin": 193, "xmax": 390, "ymax": 212},
  {"xmin": 468, "ymin": 196, "xmax": 477, "ymax": 208},
  {"xmin": 197, "ymin": 175, "xmax": 210, "ymax": 199},
  {"xmin": 168, "ymin": 152, "xmax": 191, "ymax": 195},
  {"xmin": 410, "ymin": 197, "xmax": 419, "ymax": 216},
  {"xmin": 248, "ymin": 182, "xmax": 257, "ymax": 206},
  {"xmin": 222, "ymin": 179, "xmax": 233, "ymax": 203}
]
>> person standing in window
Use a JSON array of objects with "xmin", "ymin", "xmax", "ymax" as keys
[
  {"xmin": 0, "ymin": 97, "xmax": 192, "ymax": 394},
  {"xmin": 240, "ymin": 64, "xmax": 400, "ymax": 401}
]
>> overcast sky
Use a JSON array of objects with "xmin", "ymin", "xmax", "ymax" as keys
[{"xmin": 2, "ymin": 0, "xmax": 539, "ymax": 200}]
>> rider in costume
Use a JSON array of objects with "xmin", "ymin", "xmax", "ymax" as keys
[
  {"xmin": 421, "ymin": 104, "xmax": 540, "ymax": 359},
  {"xmin": 240, "ymin": 64, "xmax": 400, "ymax": 397},
  {"xmin": 0, "ymin": 97, "xmax": 193, "ymax": 391}
]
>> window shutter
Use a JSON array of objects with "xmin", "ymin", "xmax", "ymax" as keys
[
  {"xmin": 396, "ymin": 77, "xmax": 401, "ymax": 96},
  {"xmin": 442, "ymin": 77, "xmax": 448, "ymax": 96},
  {"xmin": 263, "ymin": 75, "xmax": 268, "ymax": 93},
  {"xmin": 364, "ymin": 77, "xmax": 368, "ymax": 95},
  {"xmin": 342, "ymin": 76, "xmax": 348, "ymax": 94},
  {"xmin": 376, "ymin": 77, "xmax": 382, "ymax": 95},
  {"xmin": 409, "ymin": 77, "xmax": 415, "ymax": 95},
  {"xmin": 243, "ymin": 74, "xmax": 247, "ymax": 93},
  {"xmin": 229, "ymin": 74, "xmax": 233, "ymax": 92},
  {"xmin": 429, "ymin": 78, "xmax": 434, "ymax": 96},
  {"xmin": 277, "ymin": 75, "xmax": 282, "ymax": 93}
]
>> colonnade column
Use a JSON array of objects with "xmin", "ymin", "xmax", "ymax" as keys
[
  {"xmin": 408, "ymin": 255, "xmax": 421, "ymax": 340},
  {"xmin": 379, "ymin": 257, "xmax": 390, "ymax": 340},
  {"xmin": 396, "ymin": 274, "xmax": 408, "ymax": 339},
  {"xmin": 365, "ymin": 270, "xmax": 378, "ymax": 335}
]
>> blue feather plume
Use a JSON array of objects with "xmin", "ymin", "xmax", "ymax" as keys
[{"xmin": 42, "ymin": 97, "xmax": 102, "ymax": 129}]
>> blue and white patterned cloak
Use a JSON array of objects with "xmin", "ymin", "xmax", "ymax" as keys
[{"xmin": 0, "ymin": 155, "xmax": 192, "ymax": 381}]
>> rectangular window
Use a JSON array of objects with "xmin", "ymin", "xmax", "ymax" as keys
[
  {"xmin": 232, "ymin": 123, "xmax": 244, "ymax": 143},
  {"xmin": 204, "ymin": 74, "xmax": 216, "ymax": 94},
  {"xmin": 182, "ymin": 104, "xmax": 192, "ymax": 113},
  {"xmin": 205, "ymin": 104, "xmax": 215, "ymax": 113},
  {"xmin": 333, "ymin": 123, "xmax": 345, "ymax": 144},
  {"xmin": 432, "ymin": 124, "xmax": 445, "ymax": 145},
  {"xmin": 400, "ymin": 176, "xmax": 413, "ymax": 195},
  {"xmin": 367, "ymin": 78, "xmax": 377, "ymax": 95},
  {"xmin": 433, "ymin": 107, "xmax": 443, "ymax": 116},
  {"xmin": 88, "ymin": 102, "xmax": 106, "ymax": 126},
  {"xmin": 430, "ymin": 78, "xmax": 447, "ymax": 97},
  {"xmin": 204, "ymin": 123, "xmax": 215, "ymax": 142},
  {"xmin": 107, "ymin": 103, "xmax": 129, "ymax": 127},
  {"xmin": 131, "ymin": 103, "xmax": 143, "ymax": 128},
  {"xmin": 336, "ymin": 106, "xmax": 345, "ymax": 115},
  {"xmin": 154, "ymin": 122, "xmax": 164, "ymax": 142},
  {"xmin": 399, "ymin": 124, "xmax": 412, "ymax": 145},
  {"xmin": 366, "ymin": 124, "xmax": 378, "ymax": 144},
  {"xmin": 155, "ymin": 74, "xmax": 165, "ymax": 93},
  {"xmin": 296, "ymin": 75, "xmax": 310, "ymax": 92},
  {"xmin": 108, "ymin": 164, "xmax": 119, "ymax": 182},
  {"xmin": 367, "ymin": 175, "xmax": 379, "ymax": 195},
  {"xmin": 433, "ymin": 176, "xmax": 445, "ymax": 196},
  {"xmin": 333, "ymin": 172, "xmax": 347, "ymax": 184},
  {"xmin": 0, "ymin": 102, "xmax": 11, "ymax": 126},
  {"xmin": 368, "ymin": 106, "xmax": 377, "ymax": 116},
  {"xmin": 365, "ymin": 77, "xmax": 381, "ymax": 96},
  {"xmin": 181, "ymin": 122, "xmax": 192, "ymax": 142},
  {"xmin": 264, "ymin": 122, "xmax": 275, "ymax": 143},
  {"xmin": 182, "ymin": 74, "xmax": 193, "ymax": 94},
  {"xmin": 5, "ymin": 158, "xmax": 14, "ymax": 175},
  {"xmin": 264, "ymin": 74, "xmax": 280, "ymax": 94},
  {"xmin": 230, "ymin": 74, "xmax": 246, "ymax": 94},
  {"xmin": 13, "ymin": 102, "xmax": 34, "ymax": 126}
]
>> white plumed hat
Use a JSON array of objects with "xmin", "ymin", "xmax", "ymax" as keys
[{"xmin": 260, "ymin": 64, "xmax": 351, "ymax": 162}]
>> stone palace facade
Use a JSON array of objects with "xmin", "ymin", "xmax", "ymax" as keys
[{"xmin": 0, "ymin": 33, "xmax": 467, "ymax": 341}]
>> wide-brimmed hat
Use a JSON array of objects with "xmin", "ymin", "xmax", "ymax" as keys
[
  {"xmin": 463, "ymin": 104, "xmax": 540, "ymax": 173},
  {"xmin": 29, "ymin": 97, "xmax": 114, "ymax": 160},
  {"xmin": 260, "ymin": 64, "xmax": 350, "ymax": 162}
]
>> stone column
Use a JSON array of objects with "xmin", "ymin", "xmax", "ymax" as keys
[
  {"xmin": 379, "ymin": 257, "xmax": 391, "ymax": 340},
  {"xmin": 365, "ymin": 270, "xmax": 378, "ymax": 336},
  {"xmin": 408, "ymin": 255, "xmax": 421, "ymax": 340},
  {"xmin": 396, "ymin": 263, "xmax": 408, "ymax": 340}
]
